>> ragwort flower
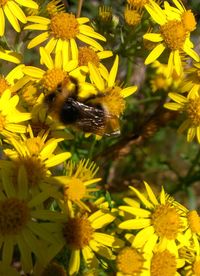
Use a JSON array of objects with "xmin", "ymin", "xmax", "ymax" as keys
[
  {"xmin": 0, "ymin": 164, "xmax": 64, "ymax": 273},
  {"xmin": 119, "ymin": 182, "xmax": 187, "ymax": 256},
  {"xmin": 0, "ymin": 0, "xmax": 38, "ymax": 35},
  {"xmin": 25, "ymin": 12, "xmax": 106, "ymax": 59},
  {"xmin": 55, "ymin": 159, "xmax": 101, "ymax": 212},
  {"xmin": 164, "ymin": 93, "xmax": 200, "ymax": 143},
  {"xmin": 58, "ymin": 207, "xmax": 123, "ymax": 275},
  {"xmin": 0, "ymin": 90, "xmax": 31, "ymax": 138},
  {"xmin": 144, "ymin": 0, "xmax": 199, "ymax": 76}
]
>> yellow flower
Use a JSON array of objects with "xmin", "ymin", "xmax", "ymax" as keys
[
  {"xmin": 2, "ymin": 128, "xmax": 71, "ymax": 193},
  {"xmin": 82, "ymin": 55, "xmax": 137, "ymax": 118},
  {"xmin": 128, "ymin": 0, "xmax": 150, "ymax": 9},
  {"xmin": 0, "ymin": 0, "xmax": 38, "ymax": 35},
  {"xmin": 0, "ymin": 64, "xmax": 30, "ymax": 96},
  {"xmin": 54, "ymin": 159, "xmax": 101, "ymax": 212},
  {"xmin": 46, "ymin": 0, "xmax": 65, "ymax": 17},
  {"xmin": 98, "ymin": 5, "xmax": 113, "ymax": 23},
  {"xmin": 143, "ymin": 0, "xmax": 199, "ymax": 76},
  {"xmin": 119, "ymin": 182, "xmax": 188, "ymax": 256},
  {"xmin": 181, "ymin": 61, "xmax": 200, "ymax": 97},
  {"xmin": 0, "ymin": 90, "xmax": 31, "ymax": 138},
  {"xmin": 124, "ymin": 5, "xmax": 142, "ymax": 26},
  {"xmin": 180, "ymin": 244, "xmax": 200, "ymax": 276},
  {"xmin": 23, "ymin": 47, "xmax": 86, "ymax": 93},
  {"xmin": 24, "ymin": 12, "xmax": 106, "ymax": 59},
  {"xmin": 0, "ymin": 47, "xmax": 21, "ymax": 63},
  {"xmin": 164, "ymin": 93, "xmax": 200, "ymax": 143},
  {"xmin": 56, "ymin": 207, "xmax": 123, "ymax": 275},
  {"xmin": 0, "ymin": 163, "xmax": 64, "ymax": 273},
  {"xmin": 78, "ymin": 46, "xmax": 113, "ymax": 80}
]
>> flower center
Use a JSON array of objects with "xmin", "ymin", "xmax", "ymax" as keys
[
  {"xmin": 103, "ymin": 86, "xmax": 125, "ymax": 116},
  {"xmin": 0, "ymin": 198, "xmax": 30, "ymax": 235},
  {"xmin": 124, "ymin": 6, "xmax": 142, "ymax": 26},
  {"xmin": 193, "ymin": 258, "xmax": 200, "ymax": 276},
  {"xmin": 181, "ymin": 10, "xmax": 196, "ymax": 32},
  {"xmin": 0, "ymin": 76, "xmax": 10, "ymax": 94},
  {"xmin": 127, "ymin": 0, "xmax": 149, "ymax": 8},
  {"xmin": 63, "ymin": 216, "xmax": 93, "ymax": 249},
  {"xmin": 187, "ymin": 98, "xmax": 200, "ymax": 126},
  {"xmin": 14, "ymin": 157, "xmax": 47, "ymax": 188},
  {"xmin": 0, "ymin": 114, "xmax": 6, "ymax": 131},
  {"xmin": 41, "ymin": 262, "xmax": 67, "ymax": 276},
  {"xmin": 64, "ymin": 177, "xmax": 86, "ymax": 202},
  {"xmin": 151, "ymin": 203, "xmax": 181, "ymax": 239},
  {"xmin": 42, "ymin": 69, "xmax": 67, "ymax": 92},
  {"xmin": 153, "ymin": 75, "xmax": 167, "ymax": 90},
  {"xmin": 50, "ymin": 13, "xmax": 79, "ymax": 40},
  {"xmin": 78, "ymin": 47, "xmax": 100, "ymax": 67},
  {"xmin": 21, "ymin": 82, "xmax": 40, "ymax": 106},
  {"xmin": 116, "ymin": 247, "xmax": 145, "ymax": 275},
  {"xmin": 160, "ymin": 20, "xmax": 187, "ymax": 50},
  {"xmin": 0, "ymin": 0, "xmax": 8, "ymax": 7},
  {"xmin": 151, "ymin": 250, "xmax": 177, "ymax": 276},
  {"xmin": 187, "ymin": 210, "xmax": 200, "ymax": 233}
]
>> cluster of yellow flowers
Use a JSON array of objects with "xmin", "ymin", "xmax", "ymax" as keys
[{"xmin": 0, "ymin": 0, "xmax": 200, "ymax": 275}]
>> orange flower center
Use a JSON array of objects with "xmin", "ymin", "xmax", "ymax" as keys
[
  {"xmin": 187, "ymin": 210, "xmax": 200, "ymax": 233},
  {"xmin": 0, "ymin": 198, "xmax": 30, "ymax": 235},
  {"xmin": 0, "ymin": 76, "xmax": 10, "ymax": 95},
  {"xmin": 127, "ymin": 0, "xmax": 149, "ymax": 8},
  {"xmin": 64, "ymin": 177, "xmax": 86, "ymax": 202},
  {"xmin": 151, "ymin": 203, "xmax": 181, "ymax": 239},
  {"xmin": 124, "ymin": 6, "xmax": 142, "ymax": 26},
  {"xmin": 116, "ymin": 247, "xmax": 145, "ymax": 275},
  {"xmin": 181, "ymin": 10, "xmax": 196, "ymax": 32},
  {"xmin": 193, "ymin": 258, "xmax": 200, "ymax": 276},
  {"xmin": 78, "ymin": 47, "xmax": 100, "ymax": 67},
  {"xmin": 151, "ymin": 250, "xmax": 177, "ymax": 276},
  {"xmin": 63, "ymin": 216, "xmax": 93, "ymax": 249},
  {"xmin": 187, "ymin": 98, "xmax": 200, "ymax": 126},
  {"xmin": 160, "ymin": 20, "xmax": 187, "ymax": 50},
  {"xmin": 42, "ymin": 68, "xmax": 67, "ymax": 91},
  {"xmin": 50, "ymin": 13, "xmax": 79, "ymax": 40},
  {"xmin": 0, "ymin": 0, "xmax": 8, "ymax": 7}
]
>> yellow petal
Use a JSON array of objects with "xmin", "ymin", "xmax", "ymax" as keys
[{"xmin": 145, "ymin": 43, "xmax": 165, "ymax": 65}]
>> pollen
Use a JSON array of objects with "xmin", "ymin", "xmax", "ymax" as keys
[
  {"xmin": 103, "ymin": 86, "xmax": 125, "ymax": 116},
  {"xmin": 0, "ymin": 75, "xmax": 10, "ymax": 95},
  {"xmin": 193, "ymin": 257, "xmax": 200, "ymax": 276},
  {"xmin": 151, "ymin": 203, "xmax": 181, "ymax": 239},
  {"xmin": 187, "ymin": 210, "xmax": 200, "ymax": 234},
  {"xmin": 186, "ymin": 98, "xmax": 200, "ymax": 126},
  {"xmin": 160, "ymin": 20, "xmax": 187, "ymax": 50},
  {"xmin": 181, "ymin": 10, "xmax": 197, "ymax": 32},
  {"xmin": 150, "ymin": 250, "xmax": 177, "ymax": 276},
  {"xmin": 124, "ymin": 6, "xmax": 142, "ymax": 26},
  {"xmin": 127, "ymin": 0, "xmax": 149, "ymax": 9},
  {"xmin": 0, "ymin": 0, "xmax": 8, "ymax": 7},
  {"xmin": 50, "ymin": 13, "xmax": 79, "ymax": 40},
  {"xmin": 78, "ymin": 47, "xmax": 100, "ymax": 67},
  {"xmin": 64, "ymin": 177, "xmax": 86, "ymax": 202},
  {"xmin": 63, "ymin": 216, "xmax": 94, "ymax": 249},
  {"xmin": 42, "ymin": 69, "xmax": 66, "ymax": 91},
  {"xmin": 0, "ymin": 198, "xmax": 30, "ymax": 235},
  {"xmin": 0, "ymin": 114, "xmax": 6, "ymax": 131},
  {"xmin": 116, "ymin": 247, "xmax": 145, "ymax": 275}
]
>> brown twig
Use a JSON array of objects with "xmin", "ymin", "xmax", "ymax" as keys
[{"xmin": 76, "ymin": 0, "xmax": 84, "ymax": 17}]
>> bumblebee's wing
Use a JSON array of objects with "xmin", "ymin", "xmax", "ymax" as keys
[{"xmin": 71, "ymin": 101, "xmax": 120, "ymax": 136}]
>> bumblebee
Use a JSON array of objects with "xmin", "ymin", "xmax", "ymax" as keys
[{"xmin": 44, "ymin": 77, "xmax": 121, "ymax": 136}]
